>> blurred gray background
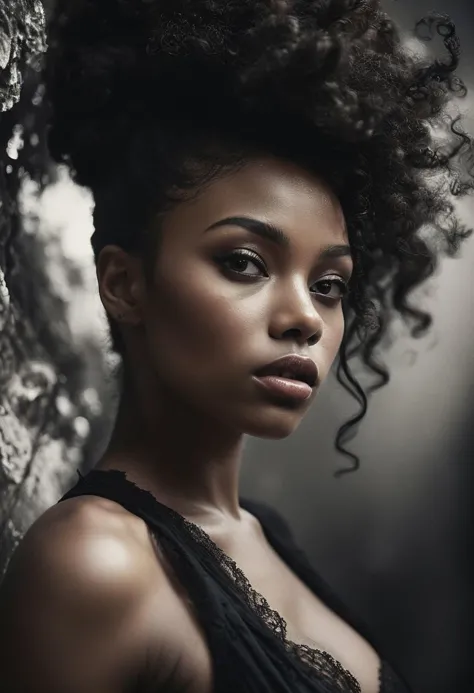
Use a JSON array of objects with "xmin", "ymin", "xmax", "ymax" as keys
[{"xmin": 0, "ymin": 2, "xmax": 472, "ymax": 693}]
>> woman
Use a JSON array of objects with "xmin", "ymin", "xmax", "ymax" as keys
[{"xmin": 0, "ymin": 1, "xmax": 472, "ymax": 692}]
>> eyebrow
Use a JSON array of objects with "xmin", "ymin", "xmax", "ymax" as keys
[{"xmin": 205, "ymin": 216, "xmax": 352, "ymax": 260}]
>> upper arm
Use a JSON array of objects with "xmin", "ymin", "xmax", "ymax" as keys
[{"xmin": 0, "ymin": 501, "xmax": 165, "ymax": 693}]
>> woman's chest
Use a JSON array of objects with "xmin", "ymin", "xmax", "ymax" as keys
[
  {"xmin": 141, "ymin": 531, "xmax": 381, "ymax": 693},
  {"xmin": 225, "ymin": 534, "xmax": 381, "ymax": 693}
]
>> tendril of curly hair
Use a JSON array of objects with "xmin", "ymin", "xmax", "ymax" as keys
[{"xmin": 43, "ymin": 0, "xmax": 474, "ymax": 475}]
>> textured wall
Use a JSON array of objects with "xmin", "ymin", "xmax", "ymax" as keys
[{"xmin": 0, "ymin": 51, "xmax": 113, "ymax": 576}]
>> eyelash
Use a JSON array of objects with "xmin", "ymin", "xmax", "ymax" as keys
[{"xmin": 217, "ymin": 249, "xmax": 350, "ymax": 300}]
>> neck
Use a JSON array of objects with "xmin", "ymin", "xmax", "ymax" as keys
[{"xmin": 96, "ymin": 373, "xmax": 247, "ymax": 525}]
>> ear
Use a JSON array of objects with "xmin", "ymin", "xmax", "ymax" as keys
[{"xmin": 96, "ymin": 245, "xmax": 145, "ymax": 326}]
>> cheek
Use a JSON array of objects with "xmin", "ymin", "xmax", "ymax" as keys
[{"xmin": 144, "ymin": 269, "xmax": 262, "ymax": 373}]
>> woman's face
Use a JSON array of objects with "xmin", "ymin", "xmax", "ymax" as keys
[{"xmin": 122, "ymin": 157, "xmax": 352, "ymax": 439}]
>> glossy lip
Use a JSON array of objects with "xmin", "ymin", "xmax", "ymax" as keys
[{"xmin": 254, "ymin": 354, "xmax": 319, "ymax": 388}]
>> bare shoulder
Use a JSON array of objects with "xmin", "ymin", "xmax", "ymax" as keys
[
  {"xmin": 2, "ymin": 494, "xmax": 157, "ymax": 602},
  {"xmin": 0, "ymin": 494, "xmax": 178, "ymax": 693}
]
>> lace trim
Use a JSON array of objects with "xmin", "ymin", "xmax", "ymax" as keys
[
  {"xmin": 174, "ymin": 507, "xmax": 363, "ymax": 692},
  {"xmin": 77, "ymin": 469, "xmax": 388, "ymax": 693}
]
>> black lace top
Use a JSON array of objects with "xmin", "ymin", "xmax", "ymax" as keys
[{"xmin": 58, "ymin": 469, "xmax": 413, "ymax": 693}]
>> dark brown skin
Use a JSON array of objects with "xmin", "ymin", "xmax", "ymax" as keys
[{"xmin": 0, "ymin": 158, "xmax": 381, "ymax": 692}]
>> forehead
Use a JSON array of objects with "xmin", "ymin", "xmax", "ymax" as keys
[{"xmin": 162, "ymin": 156, "xmax": 347, "ymax": 246}]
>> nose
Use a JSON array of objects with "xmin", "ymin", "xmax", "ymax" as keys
[{"xmin": 269, "ymin": 280, "xmax": 323, "ymax": 347}]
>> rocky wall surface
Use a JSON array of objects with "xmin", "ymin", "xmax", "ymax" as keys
[{"xmin": 0, "ymin": 46, "xmax": 113, "ymax": 577}]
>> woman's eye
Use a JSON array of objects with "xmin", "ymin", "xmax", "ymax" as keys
[
  {"xmin": 218, "ymin": 252, "xmax": 349, "ymax": 300},
  {"xmin": 312, "ymin": 277, "xmax": 349, "ymax": 301},
  {"xmin": 218, "ymin": 250, "xmax": 266, "ymax": 277}
]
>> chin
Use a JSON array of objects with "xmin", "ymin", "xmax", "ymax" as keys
[{"xmin": 239, "ymin": 409, "xmax": 306, "ymax": 440}]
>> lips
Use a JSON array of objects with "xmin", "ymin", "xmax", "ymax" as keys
[{"xmin": 254, "ymin": 354, "xmax": 318, "ymax": 388}]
